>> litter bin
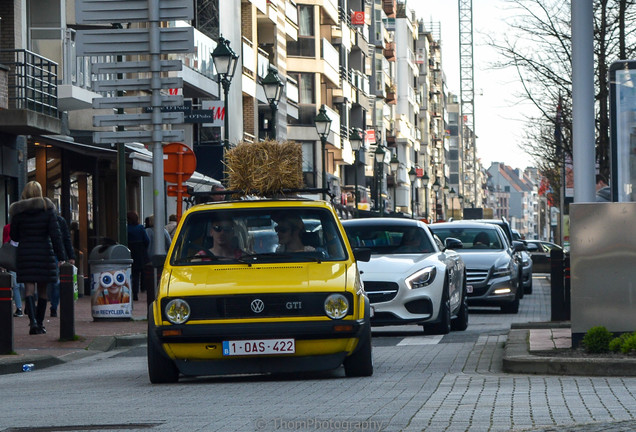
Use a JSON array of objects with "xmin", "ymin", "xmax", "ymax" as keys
[{"xmin": 89, "ymin": 244, "xmax": 134, "ymax": 321}]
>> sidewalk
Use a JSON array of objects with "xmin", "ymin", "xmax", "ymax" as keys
[{"xmin": 0, "ymin": 291, "xmax": 148, "ymax": 374}]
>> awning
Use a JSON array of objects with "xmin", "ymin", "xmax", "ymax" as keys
[{"xmin": 38, "ymin": 135, "xmax": 116, "ymax": 157}]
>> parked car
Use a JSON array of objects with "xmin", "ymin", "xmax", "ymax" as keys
[
  {"xmin": 429, "ymin": 221, "xmax": 523, "ymax": 314},
  {"xmin": 463, "ymin": 218, "xmax": 527, "ymax": 298},
  {"xmin": 341, "ymin": 218, "xmax": 468, "ymax": 334},
  {"xmin": 512, "ymin": 229, "xmax": 533, "ymax": 294},
  {"xmin": 148, "ymin": 198, "xmax": 373, "ymax": 383},
  {"xmin": 526, "ymin": 240, "xmax": 563, "ymax": 273}
]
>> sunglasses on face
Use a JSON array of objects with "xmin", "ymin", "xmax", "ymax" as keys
[{"xmin": 212, "ymin": 224, "xmax": 234, "ymax": 233}]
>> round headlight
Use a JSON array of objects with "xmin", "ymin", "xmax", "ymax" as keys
[
  {"xmin": 165, "ymin": 299, "xmax": 191, "ymax": 324},
  {"xmin": 324, "ymin": 294, "xmax": 349, "ymax": 320}
]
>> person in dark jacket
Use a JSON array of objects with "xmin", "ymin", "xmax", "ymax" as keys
[
  {"xmin": 47, "ymin": 213, "xmax": 76, "ymax": 317},
  {"xmin": 9, "ymin": 181, "xmax": 66, "ymax": 335},
  {"xmin": 127, "ymin": 211, "xmax": 149, "ymax": 301}
]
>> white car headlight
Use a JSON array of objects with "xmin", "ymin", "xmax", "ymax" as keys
[
  {"xmin": 493, "ymin": 266, "xmax": 512, "ymax": 278},
  {"xmin": 324, "ymin": 294, "xmax": 349, "ymax": 319},
  {"xmin": 165, "ymin": 299, "xmax": 191, "ymax": 324},
  {"xmin": 405, "ymin": 266, "xmax": 437, "ymax": 289}
]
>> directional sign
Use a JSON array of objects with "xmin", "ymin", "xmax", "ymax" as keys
[
  {"xmin": 93, "ymin": 129, "xmax": 185, "ymax": 144},
  {"xmin": 76, "ymin": 27, "xmax": 194, "ymax": 56},
  {"xmin": 76, "ymin": 0, "xmax": 193, "ymax": 24},
  {"xmin": 92, "ymin": 60, "xmax": 182, "ymax": 75},
  {"xmin": 92, "ymin": 77, "xmax": 183, "ymax": 93},
  {"xmin": 93, "ymin": 112, "xmax": 184, "ymax": 127},
  {"xmin": 93, "ymin": 95, "xmax": 183, "ymax": 109}
]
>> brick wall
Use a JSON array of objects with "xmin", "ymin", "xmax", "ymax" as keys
[
  {"xmin": 243, "ymin": 95, "xmax": 254, "ymax": 136},
  {"xmin": 0, "ymin": 66, "xmax": 8, "ymax": 109}
]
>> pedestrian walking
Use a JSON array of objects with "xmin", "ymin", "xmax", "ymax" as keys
[
  {"xmin": 47, "ymin": 213, "xmax": 76, "ymax": 317},
  {"xmin": 9, "ymin": 181, "xmax": 66, "ymax": 335},
  {"xmin": 2, "ymin": 223, "xmax": 24, "ymax": 317},
  {"xmin": 127, "ymin": 211, "xmax": 149, "ymax": 301},
  {"xmin": 165, "ymin": 214, "xmax": 178, "ymax": 240}
]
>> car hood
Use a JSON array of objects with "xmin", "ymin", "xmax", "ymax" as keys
[
  {"xmin": 456, "ymin": 251, "xmax": 511, "ymax": 269},
  {"xmin": 164, "ymin": 262, "xmax": 351, "ymax": 296},
  {"xmin": 358, "ymin": 253, "xmax": 439, "ymax": 277}
]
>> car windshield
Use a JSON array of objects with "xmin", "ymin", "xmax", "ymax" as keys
[
  {"xmin": 170, "ymin": 207, "xmax": 347, "ymax": 264},
  {"xmin": 430, "ymin": 227, "xmax": 504, "ymax": 251},
  {"xmin": 343, "ymin": 225, "xmax": 434, "ymax": 255}
]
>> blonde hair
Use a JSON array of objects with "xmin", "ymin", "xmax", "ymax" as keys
[{"xmin": 21, "ymin": 181, "xmax": 43, "ymax": 200}]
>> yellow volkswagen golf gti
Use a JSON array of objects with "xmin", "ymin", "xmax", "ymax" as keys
[{"xmin": 148, "ymin": 198, "xmax": 372, "ymax": 383}]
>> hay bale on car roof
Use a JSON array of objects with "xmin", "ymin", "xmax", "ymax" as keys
[{"xmin": 225, "ymin": 140, "xmax": 303, "ymax": 195}]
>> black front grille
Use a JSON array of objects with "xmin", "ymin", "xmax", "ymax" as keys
[
  {"xmin": 161, "ymin": 292, "xmax": 353, "ymax": 320},
  {"xmin": 404, "ymin": 298, "xmax": 433, "ymax": 315},
  {"xmin": 363, "ymin": 281, "xmax": 399, "ymax": 304}
]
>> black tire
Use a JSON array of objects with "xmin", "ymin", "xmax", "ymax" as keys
[
  {"xmin": 500, "ymin": 293, "xmax": 520, "ymax": 314},
  {"xmin": 517, "ymin": 270, "xmax": 525, "ymax": 299},
  {"xmin": 147, "ymin": 309, "xmax": 179, "ymax": 384},
  {"xmin": 344, "ymin": 325, "xmax": 373, "ymax": 377},
  {"xmin": 524, "ymin": 276, "xmax": 533, "ymax": 294},
  {"xmin": 426, "ymin": 280, "xmax": 451, "ymax": 335},
  {"xmin": 451, "ymin": 275, "xmax": 469, "ymax": 331}
]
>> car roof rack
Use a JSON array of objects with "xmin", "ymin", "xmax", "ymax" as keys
[{"xmin": 185, "ymin": 186, "xmax": 331, "ymax": 205}]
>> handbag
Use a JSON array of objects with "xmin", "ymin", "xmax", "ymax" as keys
[{"xmin": 0, "ymin": 242, "xmax": 17, "ymax": 272}]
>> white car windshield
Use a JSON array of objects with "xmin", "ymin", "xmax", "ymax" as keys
[
  {"xmin": 431, "ymin": 227, "xmax": 504, "ymax": 251},
  {"xmin": 344, "ymin": 225, "xmax": 434, "ymax": 254}
]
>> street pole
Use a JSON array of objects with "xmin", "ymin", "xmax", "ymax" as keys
[
  {"xmin": 321, "ymin": 136, "xmax": 327, "ymax": 201},
  {"xmin": 270, "ymin": 102, "xmax": 277, "ymax": 139},
  {"xmin": 222, "ymin": 77, "xmax": 230, "ymax": 178},
  {"xmin": 354, "ymin": 150, "xmax": 358, "ymax": 217}
]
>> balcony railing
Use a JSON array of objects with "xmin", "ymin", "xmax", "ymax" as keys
[{"xmin": 0, "ymin": 49, "xmax": 58, "ymax": 117}]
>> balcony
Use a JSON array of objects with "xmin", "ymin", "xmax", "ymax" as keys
[
  {"xmin": 383, "ymin": 0, "xmax": 396, "ymax": 18},
  {"xmin": 383, "ymin": 42, "xmax": 396, "ymax": 61},
  {"xmin": 0, "ymin": 49, "xmax": 61, "ymax": 135},
  {"xmin": 385, "ymin": 90, "xmax": 397, "ymax": 105}
]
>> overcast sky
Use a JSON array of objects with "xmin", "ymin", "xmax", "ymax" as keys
[{"xmin": 411, "ymin": 0, "xmax": 539, "ymax": 171}]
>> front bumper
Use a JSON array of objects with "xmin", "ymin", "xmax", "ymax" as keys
[
  {"xmin": 466, "ymin": 277, "xmax": 517, "ymax": 307},
  {"xmin": 364, "ymin": 279, "xmax": 443, "ymax": 326}
]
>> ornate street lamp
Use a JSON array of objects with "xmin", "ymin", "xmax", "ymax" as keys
[
  {"xmin": 432, "ymin": 177, "xmax": 441, "ymax": 221},
  {"xmin": 374, "ymin": 145, "xmax": 386, "ymax": 216},
  {"xmin": 349, "ymin": 128, "xmax": 363, "ymax": 217},
  {"xmin": 314, "ymin": 105, "xmax": 332, "ymax": 200},
  {"xmin": 421, "ymin": 170, "xmax": 429, "ymax": 221},
  {"xmin": 260, "ymin": 66, "xmax": 285, "ymax": 139},
  {"xmin": 409, "ymin": 166, "xmax": 417, "ymax": 218},
  {"xmin": 211, "ymin": 36, "xmax": 239, "ymax": 179},
  {"xmin": 389, "ymin": 153, "xmax": 399, "ymax": 211},
  {"xmin": 449, "ymin": 187, "xmax": 457, "ymax": 219}
]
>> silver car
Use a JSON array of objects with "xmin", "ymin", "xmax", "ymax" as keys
[{"xmin": 429, "ymin": 221, "xmax": 523, "ymax": 314}]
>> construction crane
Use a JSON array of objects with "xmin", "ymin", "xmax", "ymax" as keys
[{"xmin": 458, "ymin": 0, "xmax": 477, "ymax": 208}]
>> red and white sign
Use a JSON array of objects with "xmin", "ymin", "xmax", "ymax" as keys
[
  {"xmin": 168, "ymin": 88, "xmax": 182, "ymax": 96},
  {"xmin": 365, "ymin": 129, "xmax": 376, "ymax": 145},
  {"xmin": 351, "ymin": 11, "xmax": 365, "ymax": 26},
  {"xmin": 201, "ymin": 100, "xmax": 226, "ymax": 127}
]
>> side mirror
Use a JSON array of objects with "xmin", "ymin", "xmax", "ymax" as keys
[
  {"xmin": 353, "ymin": 247, "xmax": 371, "ymax": 262},
  {"xmin": 444, "ymin": 237, "xmax": 463, "ymax": 250},
  {"xmin": 512, "ymin": 241, "xmax": 526, "ymax": 252}
]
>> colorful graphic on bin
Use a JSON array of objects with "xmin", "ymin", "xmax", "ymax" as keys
[{"xmin": 91, "ymin": 264, "xmax": 133, "ymax": 318}]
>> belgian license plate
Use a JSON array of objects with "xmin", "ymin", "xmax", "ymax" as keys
[
  {"xmin": 467, "ymin": 285, "xmax": 474, "ymax": 294},
  {"xmin": 222, "ymin": 339, "xmax": 295, "ymax": 356}
]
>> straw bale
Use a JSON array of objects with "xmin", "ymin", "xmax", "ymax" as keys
[{"xmin": 225, "ymin": 140, "xmax": 303, "ymax": 195}]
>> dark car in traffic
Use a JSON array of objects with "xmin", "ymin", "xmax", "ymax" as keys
[{"xmin": 525, "ymin": 240, "xmax": 563, "ymax": 273}]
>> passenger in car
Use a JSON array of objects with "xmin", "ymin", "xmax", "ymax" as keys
[
  {"xmin": 196, "ymin": 215, "xmax": 244, "ymax": 259},
  {"xmin": 274, "ymin": 215, "xmax": 316, "ymax": 253},
  {"xmin": 473, "ymin": 231, "xmax": 490, "ymax": 249},
  {"xmin": 396, "ymin": 228, "xmax": 426, "ymax": 253}
]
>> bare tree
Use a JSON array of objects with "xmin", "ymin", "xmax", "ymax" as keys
[{"xmin": 486, "ymin": 0, "xmax": 636, "ymax": 191}]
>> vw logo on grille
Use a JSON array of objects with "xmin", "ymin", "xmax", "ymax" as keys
[{"xmin": 250, "ymin": 299, "xmax": 265, "ymax": 313}]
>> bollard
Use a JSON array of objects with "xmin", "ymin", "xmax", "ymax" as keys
[
  {"xmin": 564, "ymin": 252, "xmax": 571, "ymax": 321},
  {"xmin": 550, "ymin": 248, "xmax": 566, "ymax": 321},
  {"xmin": 0, "ymin": 271, "xmax": 13, "ymax": 354},
  {"xmin": 59, "ymin": 263, "xmax": 75, "ymax": 341}
]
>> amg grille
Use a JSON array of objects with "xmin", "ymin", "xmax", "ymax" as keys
[{"xmin": 363, "ymin": 281, "xmax": 399, "ymax": 304}]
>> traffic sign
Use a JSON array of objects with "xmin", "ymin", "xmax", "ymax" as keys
[
  {"xmin": 163, "ymin": 142, "xmax": 196, "ymax": 183},
  {"xmin": 76, "ymin": 0, "xmax": 193, "ymax": 24},
  {"xmin": 93, "ymin": 130, "xmax": 184, "ymax": 144},
  {"xmin": 92, "ymin": 77, "xmax": 183, "ymax": 93},
  {"xmin": 93, "ymin": 95, "xmax": 183, "ymax": 109},
  {"xmin": 93, "ymin": 112, "xmax": 184, "ymax": 127},
  {"xmin": 76, "ymin": 27, "xmax": 194, "ymax": 56},
  {"xmin": 92, "ymin": 60, "xmax": 182, "ymax": 75}
]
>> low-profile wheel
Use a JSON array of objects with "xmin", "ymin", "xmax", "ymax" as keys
[
  {"xmin": 524, "ymin": 276, "xmax": 533, "ymax": 294},
  {"xmin": 517, "ymin": 270, "xmax": 525, "ymax": 299},
  {"xmin": 500, "ymin": 293, "xmax": 520, "ymax": 314},
  {"xmin": 147, "ymin": 308, "xmax": 179, "ymax": 384},
  {"xmin": 451, "ymin": 275, "xmax": 469, "ymax": 331},
  {"xmin": 344, "ymin": 325, "xmax": 373, "ymax": 377},
  {"xmin": 425, "ymin": 280, "xmax": 451, "ymax": 335}
]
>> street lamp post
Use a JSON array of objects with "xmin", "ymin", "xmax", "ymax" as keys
[
  {"xmin": 390, "ymin": 153, "xmax": 399, "ymax": 212},
  {"xmin": 432, "ymin": 177, "xmax": 441, "ymax": 222},
  {"xmin": 374, "ymin": 145, "xmax": 386, "ymax": 216},
  {"xmin": 422, "ymin": 170, "xmax": 429, "ymax": 221},
  {"xmin": 449, "ymin": 187, "xmax": 457, "ymax": 219},
  {"xmin": 458, "ymin": 194, "xmax": 464, "ymax": 219},
  {"xmin": 261, "ymin": 66, "xmax": 285, "ymax": 140},
  {"xmin": 349, "ymin": 128, "xmax": 363, "ymax": 217},
  {"xmin": 314, "ymin": 105, "xmax": 332, "ymax": 200},
  {"xmin": 409, "ymin": 167, "xmax": 417, "ymax": 219},
  {"xmin": 211, "ymin": 36, "xmax": 239, "ymax": 179},
  {"xmin": 443, "ymin": 184, "xmax": 449, "ymax": 220}
]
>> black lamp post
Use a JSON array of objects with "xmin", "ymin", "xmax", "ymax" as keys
[
  {"xmin": 389, "ymin": 153, "xmax": 399, "ymax": 212},
  {"xmin": 432, "ymin": 177, "xmax": 441, "ymax": 222},
  {"xmin": 261, "ymin": 66, "xmax": 285, "ymax": 140},
  {"xmin": 349, "ymin": 128, "xmax": 363, "ymax": 217},
  {"xmin": 449, "ymin": 187, "xmax": 457, "ymax": 219},
  {"xmin": 443, "ymin": 184, "xmax": 449, "ymax": 219},
  {"xmin": 211, "ymin": 36, "xmax": 239, "ymax": 177},
  {"xmin": 409, "ymin": 167, "xmax": 417, "ymax": 219},
  {"xmin": 374, "ymin": 145, "xmax": 386, "ymax": 216},
  {"xmin": 458, "ymin": 194, "xmax": 464, "ymax": 219},
  {"xmin": 421, "ymin": 170, "xmax": 429, "ymax": 221},
  {"xmin": 314, "ymin": 105, "xmax": 332, "ymax": 200}
]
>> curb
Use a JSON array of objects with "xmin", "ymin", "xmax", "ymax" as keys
[
  {"xmin": 503, "ymin": 329, "xmax": 636, "ymax": 376},
  {"xmin": 0, "ymin": 333, "xmax": 147, "ymax": 376}
]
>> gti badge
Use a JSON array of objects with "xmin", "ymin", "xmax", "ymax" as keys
[{"xmin": 250, "ymin": 299, "xmax": 265, "ymax": 313}]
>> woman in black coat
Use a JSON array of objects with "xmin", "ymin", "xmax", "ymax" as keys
[{"xmin": 9, "ymin": 181, "xmax": 66, "ymax": 335}]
